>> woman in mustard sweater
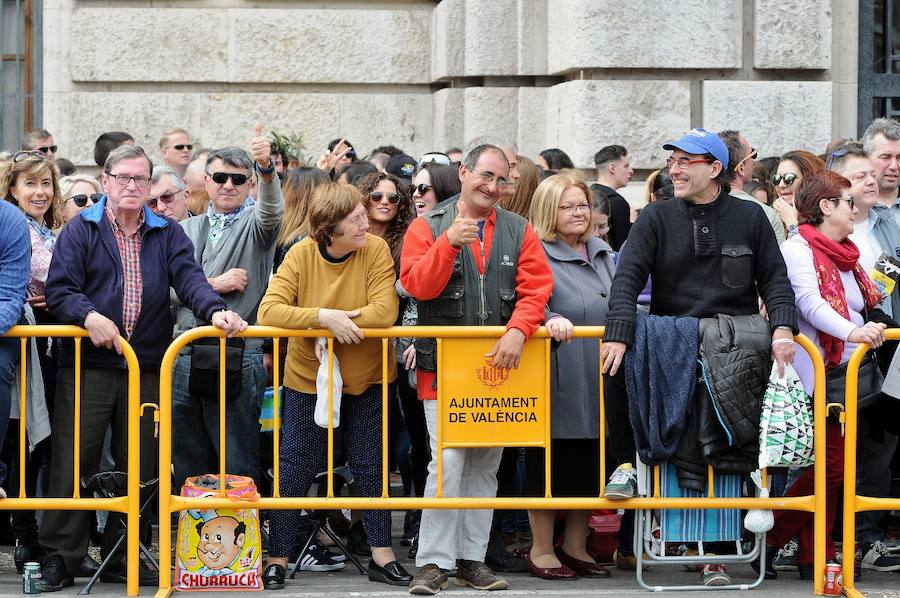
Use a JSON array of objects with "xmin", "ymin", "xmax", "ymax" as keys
[{"xmin": 257, "ymin": 183, "xmax": 407, "ymax": 589}]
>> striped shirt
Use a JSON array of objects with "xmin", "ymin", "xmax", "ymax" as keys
[{"xmin": 105, "ymin": 206, "xmax": 143, "ymax": 339}]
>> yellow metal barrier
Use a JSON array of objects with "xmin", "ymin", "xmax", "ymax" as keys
[
  {"xmin": 3, "ymin": 325, "xmax": 142, "ymax": 597},
  {"xmin": 156, "ymin": 327, "xmax": 828, "ymax": 597},
  {"xmin": 840, "ymin": 329, "xmax": 900, "ymax": 598}
]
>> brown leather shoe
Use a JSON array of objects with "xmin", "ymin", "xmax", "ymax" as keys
[
  {"xmin": 409, "ymin": 563, "xmax": 448, "ymax": 595},
  {"xmin": 454, "ymin": 560, "xmax": 509, "ymax": 590},
  {"xmin": 526, "ymin": 554, "xmax": 576, "ymax": 580},
  {"xmin": 555, "ymin": 548, "xmax": 611, "ymax": 578}
]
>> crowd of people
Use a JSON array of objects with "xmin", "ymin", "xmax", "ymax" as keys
[{"xmin": 0, "ymin": 118, "xmax": 897, "ymax": 594}]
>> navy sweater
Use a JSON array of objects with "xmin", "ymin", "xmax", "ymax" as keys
[{"xmin": 46, "ymin": 198, "xmax": 226, "ymax": 370}]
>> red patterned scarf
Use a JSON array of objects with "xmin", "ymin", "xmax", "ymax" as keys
[{"xmin": 798, "ymin": 223, "xmax": 882, "ymax": 369}]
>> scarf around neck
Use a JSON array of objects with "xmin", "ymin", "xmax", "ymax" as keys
[
  {"xmin": 206, "ymin": 196, "xmax": 255, "ymax": 243},
  {"xmin": 798, "ymin": 223, "xmax": 882, "ymax": 368},
  {"xmin": 26, "ymin": 216, "xmax": 55, "ymax": 251}
]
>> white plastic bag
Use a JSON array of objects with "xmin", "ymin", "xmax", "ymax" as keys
[
  {"xmin": 744, "ymin": 470, "xmax": 774, "ymax": 533},
  {"xmin": 315, "ymin": 337, "xmax": 342, "ymax": 428},
  {"xmin": 758, "ymin": 363, "xmax": 814, "ymax": 469}
]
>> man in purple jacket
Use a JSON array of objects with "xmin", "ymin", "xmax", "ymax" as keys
[{"xmin": 38, "ymin": 145, "xmax": 246, "ymax": 592}]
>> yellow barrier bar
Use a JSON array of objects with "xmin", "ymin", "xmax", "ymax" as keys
[
  {"xmin": 18, "ymin": 337, "xmax": 26, "ymax": 499},
  {"xmin": 838, "ymin": 329, "xmax": 900, "ymax": 598},
  {"xmin": 436, "ymin": 337, "xmax": 443, "ymax": 499},
  {"xmin": 156, "ymin": 326, "xmax": 828, "ymax": 597},
  {"xmin": 707, "ymin": 465, "xmax": 715, "ymax": 498},
  {"xmin": 326, "ymin": 337, "xmax": 334, "ymax": 499},
  {"xmin": 218, "ymin": 338, "xmax": 226, "ymax": 496},
  {"xmin": 543, "ymin": 337, "xmax": 551, "ymax": 498},
  {"xmin": 382, "ymin": 338, "xmax": 389, "ymax": 499},
  {"xmin": 4, "ymin": 325, "xmax": 142, "ymax": 597},
  {"xmin": 598, "ymin": 337, "xmax": 606, "ymax": 497},
  {"xmin": 73, "ymin": 338, "xmax": 81, "ymax": 499},
  {"xmin": 272, "ymin": 337, "xmax": 281, "ymax": 499}
]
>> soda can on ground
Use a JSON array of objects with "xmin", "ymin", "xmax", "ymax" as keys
[
  {"xmin": 22, "ymin": 561, "xmax": 41, "ymax": 595},
  {"xmin": 823, "ymin": 562, "xmax": 843, "ymax": 596}
]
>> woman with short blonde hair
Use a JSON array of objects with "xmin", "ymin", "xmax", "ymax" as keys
[
  {"xmin": 522, "ymin": 173, "xmax": 617, "ymax": 580},
  {"xmin": 59, "ymin": 174, "xmax": 102, "ymax": 224}
]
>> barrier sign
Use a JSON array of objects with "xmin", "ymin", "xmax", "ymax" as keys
[{"xmin": 439, "ymin": 338, "xmax": 548, "ymax": 446}]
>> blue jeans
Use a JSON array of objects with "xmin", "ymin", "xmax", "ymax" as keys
[
  {"xmin": 0, "ymin": 335, "xmax": 18, "ymax": 485},
  {"xmin": 171, "ymin": 347, "xmax": 265, "ymax": 489}
]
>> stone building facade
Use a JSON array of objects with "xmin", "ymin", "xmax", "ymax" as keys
[{"xmin": 43, "ymin": 0, "xmax": 854, "ymax": 171}]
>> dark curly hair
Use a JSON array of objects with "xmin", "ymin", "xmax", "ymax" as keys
[{"xmin": 356, "ymin": 171, "xmax": 412, "ymax": 273}]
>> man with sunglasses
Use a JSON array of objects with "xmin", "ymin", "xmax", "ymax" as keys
[
  {"xmin": 149, "ymin": 166, "xmax": 191, "ymax": 222},
  {"xmin": 40, "ymin": 143, "xmax": 246, "ymax": 592},
  {"xmin": 401, "ymin": 144, "xmax": 552, "ymax": 595},
  {"xmin": 22, "ymin": 128, "xmax": 57, "ymax": 161},
  {"xmin": 170, "ymin": 124, "xmax": 284, "ymax": 489},
  {"xmin": 719, "ymin": 131, "xmax": 785, "ymax": 244},
  {"xmin": 159, "ymin": 127, "xmax": 194, "ymax": 177}
]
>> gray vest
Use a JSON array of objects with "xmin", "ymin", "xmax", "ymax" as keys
[{"xmin": 415, "ymin": 199, "xmax": 526, "ymax": 372}]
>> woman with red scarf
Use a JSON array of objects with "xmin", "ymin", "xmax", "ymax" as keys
[{"xmin": 759, "ymin": 170, "xmax": 887, "ymax": 579}]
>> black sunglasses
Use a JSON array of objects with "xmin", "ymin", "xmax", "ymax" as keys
[
  {"xmin": 370, "ymin": 191, "xmax": 400, "ymax": 204},
  {"xmin": 172, "ymin": 144, "xmax": 193, "ymax": 151},
  {"xmin": 409, "ymin": 184, "xmax": 433, "ymax": 196},
  {"xmin": 68, "ymin": 193, "xmax": 102, "ymax": 207},
  {"xmin": 36, "ymin": 145, "xmax": 58, "ymax": 154},
  {"xmin": 208, "ymin": 171, "xmax": 249, "ymax": 186},
  {"xmin": 345, "ymin": 149, "xmax": 356, "ymax": 160},
  {"xmin": 772, "ymin": 172, "xmax": 798, "ymax": 186}
]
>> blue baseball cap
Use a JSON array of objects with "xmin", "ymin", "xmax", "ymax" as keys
[{"xmin": 663, "ymin": 128, "xmax": 729, "ymax": 167}]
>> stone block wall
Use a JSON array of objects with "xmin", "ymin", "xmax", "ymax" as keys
[{"xmin": 44, "ymin": 0, "xmax": 850, "ymax": 172}]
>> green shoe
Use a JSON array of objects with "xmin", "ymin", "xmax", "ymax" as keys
[{"xmin": 604, "ymin": 463, "xmax": 637, "ymax": 499}]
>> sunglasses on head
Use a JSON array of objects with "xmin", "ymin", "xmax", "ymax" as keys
[
  {"xmin": 36, "ymin": 145, "xmax": 58, "ymax": 154},
  {"xmin": 67, "ymin": 193, "xmax": 102, "ymax": 207},
  {"xmin": 171, "ymin": 144, "xmax": 193, "ymax": 151},
  {"xmin": 208, "ymin": 171, "xmax": 249, "ymax": 186},
  {"xmin": 418, "ymin": 152, "xmax": 452, "ymax": 166},
  {"xmin": 772, "ymin": 172, "xmax": 798, "ymax": 186},
  {"xmin": 12, "ymin": 150, "xmax": 46, "ymax": 162},
  {"xmin": 409, "ymin": 183, "xmax": 433, "ymax": 196},
  {"xmin": 370, "ymin": 191, "xmax": 400, "ymax": 204}
]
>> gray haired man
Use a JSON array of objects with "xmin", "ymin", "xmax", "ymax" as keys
[
  {"xmin": 171, "ymin": 124, "xmax": 284, "ymax": 488},
  {"xmin": 149, "ymin": 166, "xmax": 191, "ymax": 222}
]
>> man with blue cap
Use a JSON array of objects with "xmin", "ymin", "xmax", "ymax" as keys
[{"xmin": 599, "ymin": 128, "xmax": 798, "ymax": 587}]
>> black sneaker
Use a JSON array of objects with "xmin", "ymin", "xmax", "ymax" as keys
[
  {"xmin": 861, "ymin": 541, "xmax": 900, "ymax": 572},
  {"xmin": 262, "ymin": 563, "xmax": 285, "ymax": 590},
  {"xmin": 484, "ymin": 550, "xmax": 528, "ymax": 573},
  {"xmin": 37, "ymin": 555, "xmax": 74, "ymax": 593}
]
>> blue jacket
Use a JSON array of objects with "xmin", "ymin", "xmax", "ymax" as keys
[
  {"xmin": 46, "ymin": 198, "xmax": 227, "ymax": 370},
  {"xmin": 0, "ymin": 201, "xmax": 30, "ymax": 333}
]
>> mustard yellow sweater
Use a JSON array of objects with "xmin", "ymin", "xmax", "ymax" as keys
[{"xmin": 258, "ymin": 234, "xmax": 398, "ymax": 395}]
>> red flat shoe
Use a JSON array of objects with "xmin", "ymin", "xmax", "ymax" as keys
[
  {"xmin": 526, "ymin": 554, "xmax": 576, "ymax": 580},
  {"xmin": 555, "ymin": 548, "xmax": 611, "ymax": 578}
]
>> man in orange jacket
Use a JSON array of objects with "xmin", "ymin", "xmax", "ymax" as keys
[{"xmin": 400, "ymin": 144, "xmax": 552, "ymax": 595}]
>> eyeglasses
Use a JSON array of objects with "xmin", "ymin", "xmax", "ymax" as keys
[
  {"xmin": 148, "ymin": 190, "xmax": 180, "ymax": 207},
  {"xmin": 410, "ymin": 184, "xmax": 433, "ymax": 196},
  {"xmin": 474, "ymin": 170, "xmax": 509, "ymax": 189},
  {"xmin": 558, "ymin": 202, "xmax": 591, "ymax": 214},
  {"xmin": 107, "ymin": 173, "xmax": 151, "ymax": 188},
  {"xmin": 772, "ymin": 172, "xmax": 798, "ymax": 186},
  {"xmin": 593, "ymin": 223, "xmax": 611, "ymax": 235},
  {"xmin": 12, "ymin": 150, "xmax": 45, "ymax": 162},
  {"xmin": 370, "ymin": 191, "xmax": 400, "ymax": 204},
  {"xmin": 418, "ymin": 152, "xmax": 452, "ymax": 166},
  {"xmin": 170, "ymin": 144, "xmax": 193, "ymax": 151},
  {"xmin": 35, "ymin": 145, "xmax": 58, "ymax": 154},
  {"xmin": 207, "ymin": 171, "xmax": 250, "ymax": 186},
  {"xmin": 666, "ymin": 157, "xmax": 711, "ymax": 170},
  {"xmin": 66, "ymin": 193, "xmax": 102, "ymax": 207},
  {"xmin": 828, "ymin": 195, "xmax": 855, "ymax": 209}
]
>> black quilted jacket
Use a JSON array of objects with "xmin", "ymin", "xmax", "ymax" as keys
[{"xmin": 670, "ymin": 314, "xmax": 771, "ymax": 491}]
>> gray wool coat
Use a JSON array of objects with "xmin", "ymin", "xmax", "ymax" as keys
[{"xmin": 543, "ymin": 237, "xmax": 616, "ymax": 439}]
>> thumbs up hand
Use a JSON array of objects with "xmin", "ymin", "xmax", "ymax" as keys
[{"xmin": 250, "ymin": 122, "xmax": 272, "ymax": 168}]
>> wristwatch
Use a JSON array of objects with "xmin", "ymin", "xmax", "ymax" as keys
[{"xmin": 256, "ymin": 160, "xmax": 276, "ymax": 175}]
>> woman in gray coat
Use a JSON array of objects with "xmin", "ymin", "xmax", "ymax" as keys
[{"xmin": 524, "ymin": 173, "xmax": 615, "ymax": 580}]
